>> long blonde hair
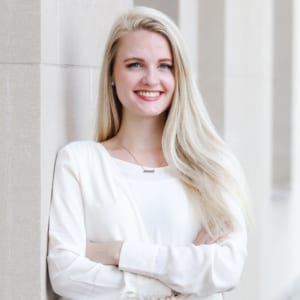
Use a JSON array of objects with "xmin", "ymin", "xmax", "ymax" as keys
[{"xmin": 96, "ymin": 6, "xmax": 250, "ymax": 237}]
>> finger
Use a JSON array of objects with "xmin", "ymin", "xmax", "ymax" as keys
[
  {"xmin": 215, "ymin": 236, "xmax": 228, "ymax": 244},
  {"xmin": 193, "ymin": 228, "xmax": 206, "ymax": 245},
  {"xmin": 194, "ymin": 229, "xmax": 205, "ymax": 245},
  {"xmin": 196, "ymin": 232, "xmax": 227, "ymax": 245},
  {"xmin": 208, "ymin": 235, "xmax": 228, "ymax": 245},
  {"xmin": 202, "ymin": 234, "xmax": 216, "ymax": 244}
]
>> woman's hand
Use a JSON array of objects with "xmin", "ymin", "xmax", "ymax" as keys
[
  {"xmin": 86, "ymin": 240, "xmax": 124, "ymax": 266},
  {"xmin": 193, "ymin": 228, "xmax": 228, "ymax": 246}
]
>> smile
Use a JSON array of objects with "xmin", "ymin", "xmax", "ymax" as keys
[{"xmin": 136, "ymin": 91, "xmax": 161, "ymax": 98}]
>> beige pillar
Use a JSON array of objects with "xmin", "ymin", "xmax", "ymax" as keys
[
  {"xmin": 178, "ymin": 0, "xmax": 199, "ymax": 76},
  {"xmin": 272, "ymin": 0, "xmax": 293, "ymax": 198},
  {"xmin": 134, "ymin": 0, "xmax": 179, "ymax": 23},
  {"xmin": 197, "ymin": 1, "xmax": 225, "ymax": 135},
  {"xmin": 223, "ymin": 1, "xmax": 273, "ymax": 299},
  {"xmin": 285, "ymin": 0, "xmax": 300, "ymax": 297},
  {"xmin": 292, "ymin": 0, "xmax": 300, "ymax": 201},
  {"xmin": 41, "ymin": 1, "xmax": 133, "ymax": 298},
  {"xmin": 0, "ymin": 1, "xmax": 41, "ymax": 299},
  {"xmin": 1, "ymin": 1, "xmax": 133, "ymax": 299}
]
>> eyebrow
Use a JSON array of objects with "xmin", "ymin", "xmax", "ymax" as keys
[{"xmin": 123, "ymin": 57, "xmax": 173, "ymax": 63}]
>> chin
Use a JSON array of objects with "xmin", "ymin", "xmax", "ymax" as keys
[{"xmin": 142, "ymin": 111, "xmax": 168, "ymax": 118}]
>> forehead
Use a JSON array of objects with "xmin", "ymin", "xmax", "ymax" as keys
[{"xmin": 116, "ymin": 29, "xmax": 173, "ymax": 60}]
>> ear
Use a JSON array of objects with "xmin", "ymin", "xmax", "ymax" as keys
[{"xmin": 111, "ymin": 74, "xmax": 115, "ymax": 86}]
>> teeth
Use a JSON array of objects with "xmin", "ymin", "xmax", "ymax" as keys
[{"xmin": 137, "ymin": 91, "xmax": 160, "ymax": 97}]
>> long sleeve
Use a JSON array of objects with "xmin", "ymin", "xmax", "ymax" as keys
[
  {"xmin": 48, "ymin": 141, "xmax": 245, "ymax": 299},
  {"xmin": 118, "ymin": 201, "xmax": 247, "ymax": 297},
  {"xmin": 47, "ymin": 146, "xmax": 124, "ymax": 299},
  {"xmin": 47, "ymin": 144, "xmax": 174, "ymax": 300}
]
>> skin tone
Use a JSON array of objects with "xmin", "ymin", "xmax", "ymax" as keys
[
  {"xmin": 104, "ymin": 29, "xmax": 175, "ymax": 167},
  {"xmin": 86, "ymin": 29, "xmax": 227, "ymax": 266}
]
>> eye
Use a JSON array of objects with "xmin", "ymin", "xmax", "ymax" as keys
[
  {"xmin": 126, "ymin": 62, "xmax": 142, "ymax": 69},
  {"xmin": 159, "ymin": 63, "xmax": 173, "ymax": 70}
]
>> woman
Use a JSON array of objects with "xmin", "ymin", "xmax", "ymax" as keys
[{"xmin": 48, "ymin": 6, "xmax": 250, "ymax": 300}]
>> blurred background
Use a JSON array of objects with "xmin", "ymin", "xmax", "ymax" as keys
[{"xmin": 0, "ymin": 0, "xmax": 299, "ymax": 299}]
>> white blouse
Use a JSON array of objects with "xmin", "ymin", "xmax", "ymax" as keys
[{"xmin": 47, "ymin": 141, "xmax": 247, "ymax": 300}]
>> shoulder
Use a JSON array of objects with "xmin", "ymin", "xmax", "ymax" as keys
[
  {"xmin": 56, "ymin": 140, "xmax": 107, "ymax": 165},
  {"xmin": 54, "ymin": 141, "xmax": 110, "ymax": 178},
  {"xmin": 58, "ymin": 140, "xmax": 103, "ymax": 156},
  {"xmin": 55, "ymin": 141, "xmax": 115, "ymax": 181}
]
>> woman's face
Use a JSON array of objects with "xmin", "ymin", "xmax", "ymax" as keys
[{"xmin": 113, "ymin": 29, "xmax": 175, "ymax": 119}]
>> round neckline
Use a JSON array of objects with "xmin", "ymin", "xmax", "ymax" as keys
[{"xmin": 96, "ymin": 142, "xmax": 173, "ymax": 180}]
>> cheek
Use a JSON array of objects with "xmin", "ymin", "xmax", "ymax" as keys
[
  {"xmin": 114, "ymin": 75, "xmax": 134, "ymax": 103},
  {"xmin": 114, "ymin": 79, "xmax": 128, "ymax": 100},
  {"xmin": 166, "ymin": 75, "xmax": 175, "ymax": 93},
  {"xmin": 115, "ymin": 72, "xmax": 127, "ymax": 86},
  {"xmin": 163, "ymin": 71, "xmax": 175, "ymax": 85},
  {"xmin": 115, "ymin": 71, "xmax": 138, "ymax": 90}
]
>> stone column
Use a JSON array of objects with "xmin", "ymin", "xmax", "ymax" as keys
[
  {"xmin": 0, "ymin": 1, "xmax": 41, "ymax": 299},
  {"xmin": 286, "ymin": 1, "xmax": 300, "ymax": 297},
  {"xmin": 178, "ymin": 0, "xmax": 199, "ymax": 76},
  {"xmin": 197, "ymin": 1, "xmax": 225, "ymax": 135},
  {"xmin": 272, "ymin": 0, "xmax": 293, "ymax": 197},
  {"xmin": 223, "ymin": 1, "xmax": 273, "ymax": 299},
  {"xmin": 0, "ymin": 0, "xmax": 133, "ymax": 299},
  {"xmin": 134, "ymin": 0, "xmax": 179, "ymax": 23},
  {"xmin": 292, "ymin": 0, "xmax": 300, "ymax": 201},
  {"xmin": 42, "ymin": 1, "xmax": 133, "ymax": 298}
]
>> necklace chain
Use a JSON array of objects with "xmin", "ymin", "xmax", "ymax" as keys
[{"xmin": 119, "ymin": 144, "xmax": 164, "ymax": 173}]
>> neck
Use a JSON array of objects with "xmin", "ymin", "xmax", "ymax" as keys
[
  {"xmin": 115, "ymin": 114, "xmax": 166, "ymax": 150},
  {"xmin": 103, "ymin": 113, "xmax": 167, "ymax": 169}
]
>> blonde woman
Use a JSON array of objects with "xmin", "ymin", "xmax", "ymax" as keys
[{"xmin": 48, "ymin": 6, "xmax": 250, "ymax": 300}]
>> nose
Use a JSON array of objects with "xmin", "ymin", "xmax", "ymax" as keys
[{"xmin": 142, "ymin": 66, "xmax": 159, "ymax": 86}]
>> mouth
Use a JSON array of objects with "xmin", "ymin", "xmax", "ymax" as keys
[{"xmin": 135, "ymin": 90, "xmax": 162, "ymax": 101}]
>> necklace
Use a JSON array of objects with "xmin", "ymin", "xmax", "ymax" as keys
[{"xmin": 119, "ymin": 144, "xmax": 164, "ymax": 173}]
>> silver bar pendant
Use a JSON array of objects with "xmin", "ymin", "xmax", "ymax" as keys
[{"xmin": 143, "ymin": 169, "xmax": 155, "ymax": 173}]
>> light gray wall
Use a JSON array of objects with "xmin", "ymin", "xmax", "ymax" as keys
[
  {"xmin": 134, "ymin": 0, "xmax": 178, "ymax": 23},
  {"xmin": 224, "ymin": 1, "xmax": 273, "ymax": 298},
  {"xmin": 0, "ymin": 1, "xmax": 41, "ymax": 299},
  {"xmin": 197, "ymin": 0, "xmax": 225, "ymax": 135},
  {"xmin": 272, "ymin": 0, "xmax": 293, "ymax": 190}
]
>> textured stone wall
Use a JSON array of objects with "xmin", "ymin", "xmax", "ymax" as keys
[{"xmin": 0, "ymin": 1, "xmax": 41, "ymax": 299}]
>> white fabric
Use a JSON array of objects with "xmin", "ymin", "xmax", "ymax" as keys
[{"xmin": 47, "ymin": 141, "xmax": 247, "ymax": 300}]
